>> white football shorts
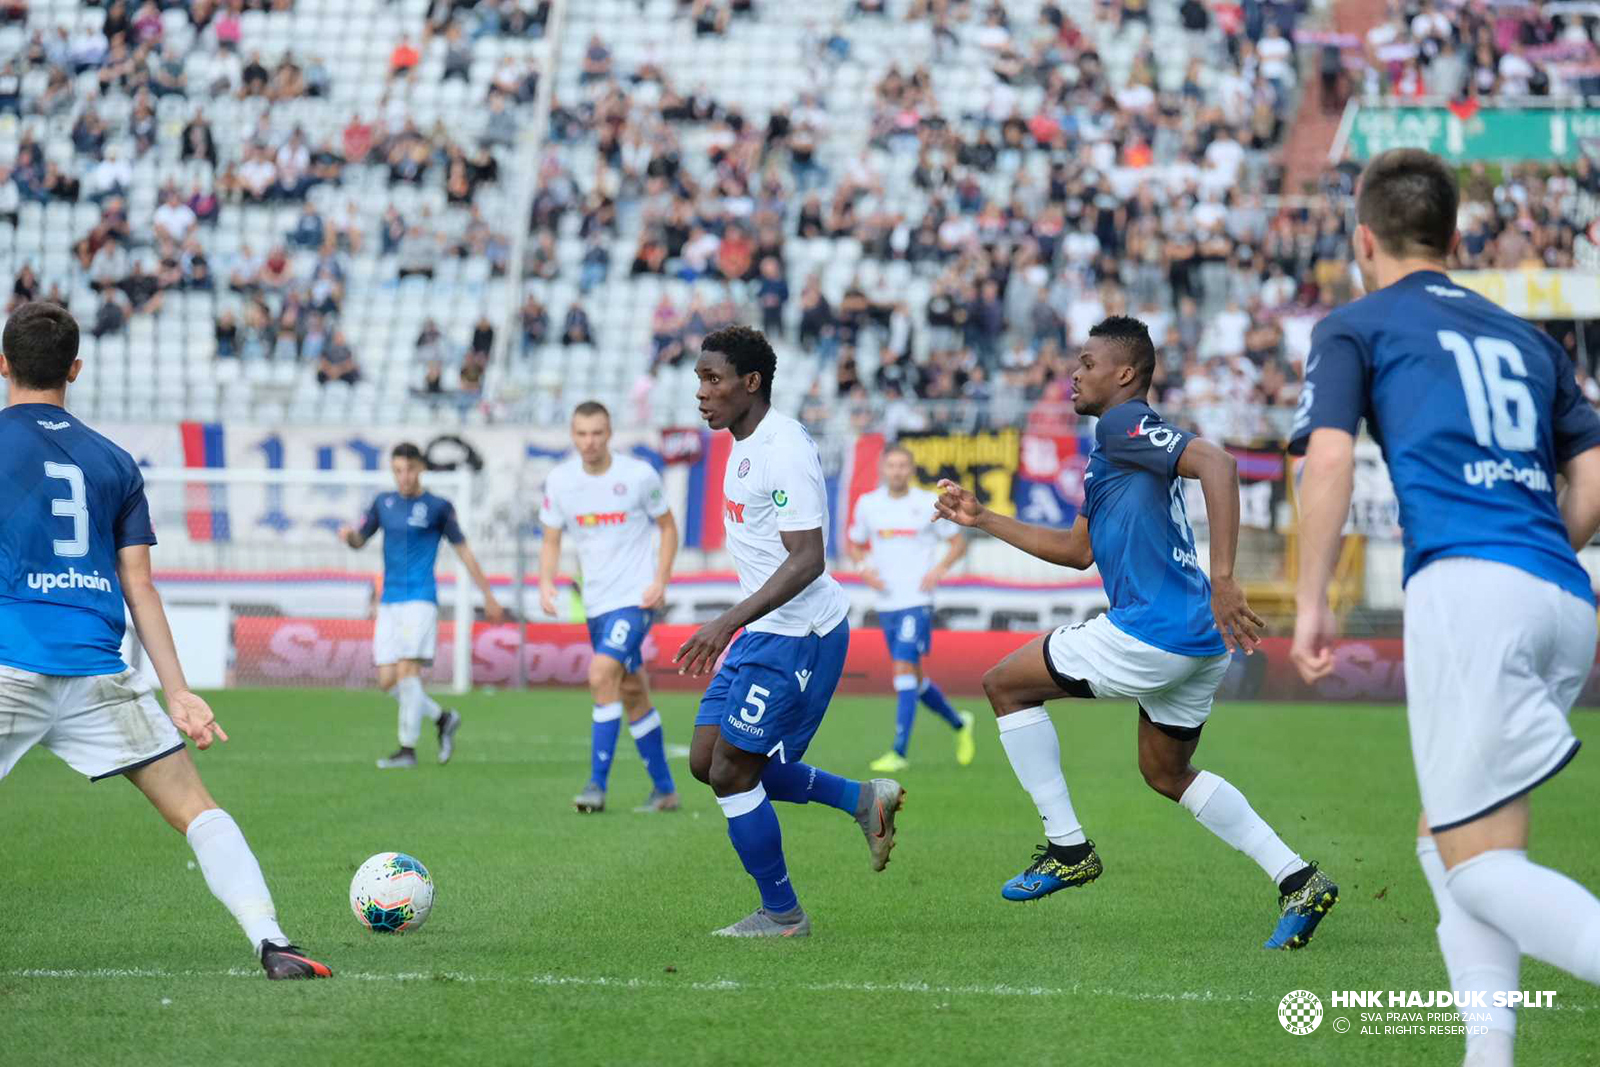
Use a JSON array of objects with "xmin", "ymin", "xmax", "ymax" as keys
[
  {"xmin": 0, "ymin": 665, "xmax": 186, "ymax": 782},
  {"xmin": 1044, "ymin": 614, "xmax": 1230, "ymax": 730},
  {"xmin": 1405, "ymin": 557, "xmax": 1594, "ymax": 832},
  {"xmin": 373, "ymin": 600, "xmax": 439, "ymax": 666}
]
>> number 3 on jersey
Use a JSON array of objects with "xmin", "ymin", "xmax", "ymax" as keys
[
  {"xmin": 1440, "ymin": 331, "xmax": 1536, "ymax": 452},
  {"xmin": 44, "ymin": 461, "xmax": 89, "ymax": 558}
]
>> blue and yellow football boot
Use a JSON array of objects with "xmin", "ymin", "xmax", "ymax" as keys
[
  {"xmin": 1264, "ymin": 864, "xmax": 1339, "ymax": 949},
  {"xmin": 1001, "ymin": 841, "xmax": 1103, "ymax": 901}
]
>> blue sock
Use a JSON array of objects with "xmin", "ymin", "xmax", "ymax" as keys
[
  {"xmin": 589, "ymin": 702, "xmax": 623, "ymax": 790},
  {"xmin": 761, "ymin": 760, "xmax": 861, "ymax": 815},
  {"xmin": 893, "ymin": 675, "xmax": 919, "ymax": 755},
  {"xmin": 718, "ymin": 785, "xmax": 799, "ymax": 914},
  {"xmin": 919, "ymin": 678, "xmax": 964, "ymax": 729},
  {"xmin": 629, "ymin": 709, "xmax": 676, "ymax": 794}
]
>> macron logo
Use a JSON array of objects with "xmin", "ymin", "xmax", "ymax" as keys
[
  {"xmin": 36, "ymin": 420, "xmax": 70, "ymax": 431},
  {"xmin": 794, "ymin": 669, "xmax": 812, "ymax": 692},
  {"xmin": 27, "ymin": 568, "xmax": 113, "ymax": 594}
]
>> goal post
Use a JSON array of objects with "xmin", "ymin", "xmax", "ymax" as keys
[{"xmin": 137, "ymin": 466, "xmax": 477, "ymax": 694}]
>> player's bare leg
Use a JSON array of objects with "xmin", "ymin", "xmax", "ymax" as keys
[
  {"xmin": 982, "ymin": 636, "xmax": 1102, "ymax": 900},
  {"xmin": 1415, "ymin": 812, "xmax": 1519, "ymax": 1066},
  {"xmin": 621, "ymin": 670, "xmax": 678, "ymax": 812},
  {"xmin": 1134, "ymin": 711, "xmax": 1334, "ymax": 948},
  {"xmin": 575, "ymin": 653, "xmax": 626, "ymax": 811},
  {"xmin": 128, "ymin": 749, "xmax": 330, "ymax": 979}
]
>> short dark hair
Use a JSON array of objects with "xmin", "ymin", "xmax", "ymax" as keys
[
  {"xmin": 1088, "ymin": 315, "xmax": 1156, "ymax": 390},
  {"xmin": 572, "ymin": 400, "xmax": 610, "ymax": 421},
  {"xmin": 2, "ymin": 301, "xmax": 80, "ymax": 390},
  {"xmin": 702, "ymin": 325, "xmax": 776, "ymax": 400},
  {"xmin": 1356, "ymin": 148, "xmax": 1458, "ymax": 259},
  {"xmin": 391, "ymin": 442, "xmax": 425, "ymax": 465}
]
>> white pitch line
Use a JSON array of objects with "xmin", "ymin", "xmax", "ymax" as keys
[{"xmin": 6, "ymin": 969, "xmax": 1592, "ymax": 1013}]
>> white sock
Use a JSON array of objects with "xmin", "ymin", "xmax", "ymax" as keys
[
  {"xmin": 996, "ymin": 707, "xmax": 1085, "ymax": 846},
  {"xmin": 186, "ymin": 809, "xmax": 287, "ymax": 952},
  {"xmin": 394, "ymin": 683, "xmax": 421, "ymax": 747},
  {"xmin": 398, "ymin": 675, "xmax": 442, "ymax": 723},
  {"xmin": 1448, "ymin": 848, "xmax": 1600, "ymax": 983},
  {"xmin": 628, "ymin": 708, "xmax": 663, "ymax": 739},
  {"xmin": 1178, "ymin": 771, "xmax": 1302, "ymax": 884},
  {"xmin": 1418, "ymin": 837, "xmax": 1518, "ymax": 1054}
]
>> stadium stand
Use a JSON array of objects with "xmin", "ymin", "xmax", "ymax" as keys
[{"xmin": 1, "ymin": 0, "xmax": 1595, "ymax": 437}]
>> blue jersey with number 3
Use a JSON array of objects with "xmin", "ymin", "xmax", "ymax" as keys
[
  {"xmin": 0, "ymin": 404, "xmax": 156, "ymax": 675},
  {"xmin": 1288, "ymin": 270, "xmax": 1600, "ymax": 604}
]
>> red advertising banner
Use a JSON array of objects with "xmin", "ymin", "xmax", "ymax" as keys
[{"xmin": 231, "ymin": 620, "xmax": 1600, "ymax": 704}]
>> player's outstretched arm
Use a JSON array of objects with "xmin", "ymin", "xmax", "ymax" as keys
[
  {"xmin": 1291, "ymin": 427, "xmax": 1356, "ymax": 683},
  {"xmin": 932, "ymin": 479, "xmax": 1092, "ymax": 569},
  {"xmin": 451, "ymin": 540, "xmax": 506, "ymax": 623},
  {"xmin": 116, "ymin": 544, "xmax": 228, "ymax": 749},
  {"xmin": 1176, "ymin": 438, "xmax": 1263, "ymax": 654},
  {"xmin": 1559, "ymin": 446, "xmax": 1600, "ymax": 551},
  {"xmin": 537, "ymin": 524, "xmax": 563, "ymax": 618},
  {"xmin": 642, "ymin": 510, "xmax": 678, "ymax": 610},
  {"xmin": 675, "ymin": 526, "xmax": 826, "ymax": 676}
]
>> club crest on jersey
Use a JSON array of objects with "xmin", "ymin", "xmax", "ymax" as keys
[
  {"xmin": 772, "ymin": 490, "xmax": 788, "ymax": 507},
  {"xmin": 613, "ymin": 483, "xmax": 626, "ymax": 495},
  {"xmin": 1126, "ymin": 415, "xmax": 1179, "ymax": 452},
  {"xmin": 724, "ymin": 500, "xmax": 746, "ymax": 523},
  {"xmin": 408, "ymin": 501, "xmax": 428, "ymax": 527},
  {"xmin": 737, "ymin": 458, "xmax": 751, "ymax": 479}
]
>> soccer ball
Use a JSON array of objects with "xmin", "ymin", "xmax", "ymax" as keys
[{"xmin": 349, "ymin": 852, "xmax": 435, "ymax": 933}]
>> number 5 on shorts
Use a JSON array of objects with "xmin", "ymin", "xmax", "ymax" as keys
[{"xmin": 739, "ymin": 683, "xmax": 770, "ymax": 724}]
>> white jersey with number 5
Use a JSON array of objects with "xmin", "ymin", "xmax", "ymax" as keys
[
  {"xmin": 538, "ymin": 452, "xmax": 669, "ymax": 616},
  {"xmin": 722, "ymin": 411, "xmax": 850, "ymax": 636},
  {"xmin": 848, "ymin": 485, "xmax": 958, "ymax": 612}
]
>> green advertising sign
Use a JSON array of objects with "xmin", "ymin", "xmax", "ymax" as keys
[{"xmin": 1341, "ymin": 105, "xmax": 1600, "ymax": 162}]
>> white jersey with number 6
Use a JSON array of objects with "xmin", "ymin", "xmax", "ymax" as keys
[
  {"xmin": 538, "ymin": 452, "xmax": 669, "ymax": 617},
  {"xmin": 848, "ymin": 485, "xmax": 958, "ymax": 612},
  {"xmin": 722, "ymin": 411, "xmax": 850, "ymax": 637}
]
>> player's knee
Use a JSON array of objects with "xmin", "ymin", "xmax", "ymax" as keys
[
  {"xmin": 707, "ymin": 751, "xmax": 760, "ymax": 797},
  {"xmin": 689, "ymin": 735, "xmax": 714, "ymax": 785},
  {"xmin": 1137, "ymin": 756, "xmax": 1189, "ymax": 802},
  {"xmin": 981, "ymin": 665, "xmax": 1012, "ymax": 714},
  {"xmin": 588, "ymin": 656, "xmax": 622, "ymax": 698}
]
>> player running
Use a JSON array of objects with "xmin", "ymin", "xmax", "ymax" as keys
[
  {"xmin": 846, "ymin": 445, "xmax": 975, "ymax": 771},
  {"xmin": 938, "ymin": 315, "xmax": 1338, "ymax": 950},
  {"xmin": 1292, "ymin": 149, "xmax": 1600, "ymax": 1066},
  {"xmin": 539, "ymin": 401, "xmax": 681, "ymax": 814},
  {"xmin": 0, "ymin": 302, "xmax": 331, "ymax": 980},
  {"xmin": 678, "ymin": 325, "xmax": 903, "ymax": 938},
  {"xmin": 340, "ymin": 442, "xmax": 503, "ymax": 769}
]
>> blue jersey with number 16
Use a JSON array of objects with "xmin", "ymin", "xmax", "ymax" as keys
[
  {"xmin": 1289, "ymin": 269, "xmax": 1600, "ymax": 605},
  {"xmin": 0, "ymin": 404, "xmax": 156, "ymax": 675}
]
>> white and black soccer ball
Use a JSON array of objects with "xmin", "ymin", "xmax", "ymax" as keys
[{"xmin": 349, "ymin": 852, "xmax": 435, "ymax": 934}]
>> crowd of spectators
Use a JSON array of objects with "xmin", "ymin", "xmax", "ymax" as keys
[
  {"xmin": 1359, "ymin": 0, "xmax": 1600, "ymax": 100},
  {"xmin": 4, "ymin": 0, "xmax": 533, "ymax": 398},
  {"xmin": 518, "ymin": 0, "xmax": 1597, "ymax": 442}
]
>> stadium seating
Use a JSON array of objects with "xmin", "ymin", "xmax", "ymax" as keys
[{"xmin": 2, "ymin": 0, "xmax": 1595, "ymax": 432}]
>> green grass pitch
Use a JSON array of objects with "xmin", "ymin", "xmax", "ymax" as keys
[{"xmin": 5, "ymin": 689, "xmax": 1598, "ymax": 1066}]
